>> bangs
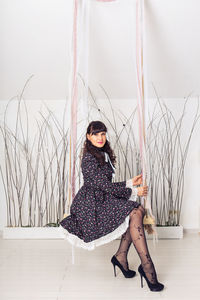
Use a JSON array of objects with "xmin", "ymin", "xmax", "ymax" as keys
[
  {"xmin": 89, "ymin": 121, "xmax": 107, "ymax": 135},
  {"xmin": 91, "ymin": 128, "xmax": 107, "ymax": 135}
]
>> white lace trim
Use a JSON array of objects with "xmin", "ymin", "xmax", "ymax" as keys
[
  {"xmin": 126, "ymin": 179, "xmax": 138, "ymax": 201},
  {"xmin": 58, "ymin": 215, "xmax": 130, "ymax": 251}
]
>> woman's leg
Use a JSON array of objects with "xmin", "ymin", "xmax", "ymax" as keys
[
  {"xmin": 114, "ymin": 227, "xmax": 132, "ymax": 271},
  {"xmin": 129, "ymin": 205, "xmax": 158, "ymax": 284}
]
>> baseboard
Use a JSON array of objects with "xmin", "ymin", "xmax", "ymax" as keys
[
  {"xmin": 3, "ymin": 227, "xmax": 62, "ymax": 239},
  {"xmin": 145, "ymin": 225, "xmax": 184, "ymax": 239},
  {"xmin": 2, "ymin": 226, "xmax": 200, "ymax": 240},
  {"xmin": 183, "ymin": 228, "xmax": 199, "ymax": 234}
]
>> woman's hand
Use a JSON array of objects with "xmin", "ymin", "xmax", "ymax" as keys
[
  {"xmin": 137, "ymin": 186, "xmax": 148, "ymax": 197},
  {"xmin": 132, "ymin": 174, "xmax": 143, "ymax": 186}
]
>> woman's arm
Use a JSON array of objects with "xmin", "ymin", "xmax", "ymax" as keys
[{"xmin": 82, "ymin": 153, "xmax": 132, "ymax": 199}]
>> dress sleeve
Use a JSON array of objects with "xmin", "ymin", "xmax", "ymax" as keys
[
  {"xmin": 82, "ymin": 153, "xmax": 132, "ymax": 199},
  {"xmin": 126, "ymin": 179, "xmax": 138, "ymax": 201}
]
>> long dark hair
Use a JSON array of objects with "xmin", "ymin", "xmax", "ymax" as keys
[{"xmin": 82, "ymin": 121, "xmax": 116, "ymax": 166}]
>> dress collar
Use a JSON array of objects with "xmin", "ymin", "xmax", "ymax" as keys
[{"xmin": 104, "ymin": 152, "xmax": 115, "ymax": 174}]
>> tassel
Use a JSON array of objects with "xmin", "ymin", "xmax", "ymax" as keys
[
  {"xmin": 144, "ymin": 224, "xmax": 154, "ymax": 235},
  {"xmin": 143, "ymin": 211, "xmax": 158, "ymax": 244},
  {"xmin": 143, "ymin": 209, "xmax": 156, "ymax": 235}
]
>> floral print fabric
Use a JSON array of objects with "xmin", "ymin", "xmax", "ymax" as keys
[{"xmin": 59, "ymin": 152, "xmax": 140, "ymax": 244}]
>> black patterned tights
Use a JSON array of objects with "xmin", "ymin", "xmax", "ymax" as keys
[{"xmin": 115, "ymin": 205, "xmax": 158, "ymax": 284}]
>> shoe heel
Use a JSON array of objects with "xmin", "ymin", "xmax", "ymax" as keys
[
  {"xmin": 140, "ymin": 273, "xmax": 143, "ymax": 288},
  {"xmin": 138, "ymin": 264, "xmax": 164, "ymax": 292},
  {"xmin": 113, "ymin": 264, "xmax": 117, "ymax": 277},
  {"xmin": 111, "ymin": 255, "xmax": 136, "ymax": 279}
]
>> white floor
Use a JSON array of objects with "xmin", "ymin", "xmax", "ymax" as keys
[{"xmin": 0, "ymin": 231, "xmax": 200, "ymax": 300}]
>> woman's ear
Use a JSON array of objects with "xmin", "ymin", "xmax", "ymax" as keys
[{"xmin": 86, "ymin": 134, "xmax": 90, "ymax": 141}]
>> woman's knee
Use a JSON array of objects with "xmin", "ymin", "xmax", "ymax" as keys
[
  {"xmin": 130, "ymin": 205, "xmax": 145, "ymax": 219},
  {"xmin": 138, "ymin": 205, "xmax": 145, "ymax": 216}
]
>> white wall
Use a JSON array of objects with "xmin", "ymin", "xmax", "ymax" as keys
[
  {"xmin": 1, "ymin": 0, "xmax": 200, "ymax": 100},
  {"xmin": 0, "ymin": 0, "xmax": 200, "ymax": 230}
]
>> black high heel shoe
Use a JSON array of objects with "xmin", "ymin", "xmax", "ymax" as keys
[
  {"xmin": 111, "ymin": 255, "xmax": 136, "ymax": 278},
  {"xmin": 138, "ymin": 264, "xmax": 164, "ymax": 292}
]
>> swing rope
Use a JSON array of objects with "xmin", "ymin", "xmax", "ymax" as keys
[{"xmin": 135, "ymin": 0, "xmax": 157, "ymax": 239}]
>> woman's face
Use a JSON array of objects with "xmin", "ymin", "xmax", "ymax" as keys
[{"xmin": 87, "ymin": 131, "xmax": 106, "ymax": 148}]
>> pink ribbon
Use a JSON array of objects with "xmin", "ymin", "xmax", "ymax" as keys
[
  {"xmin": 71, "ymin": 0, "xmax": 78, "ymax": 199},
  {"xmin": 136, "ymin": 0, "xmax": 146, "ymax": 185}
]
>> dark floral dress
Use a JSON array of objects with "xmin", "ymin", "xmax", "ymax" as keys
[{"xmin": 59, "ymin": 151, "xmax": 140, "ymax": 250}]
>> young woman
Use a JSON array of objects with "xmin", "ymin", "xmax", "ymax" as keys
[{"xmin": 59, "ymin": 121, "xmax": 164, "ymax": 292}]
